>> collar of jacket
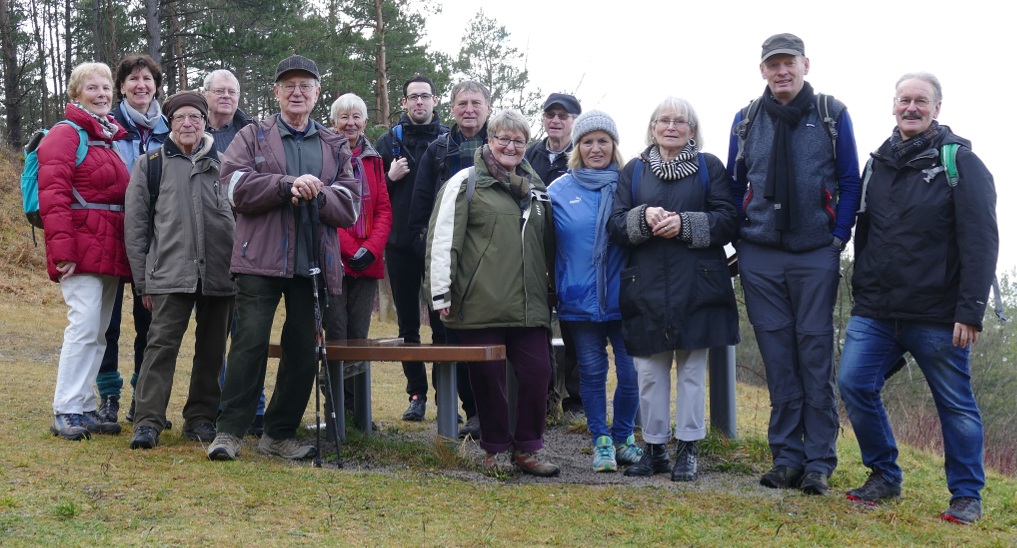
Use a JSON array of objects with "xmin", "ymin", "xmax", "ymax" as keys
[
  {"xmin": 112, "ymin": 101, "xmax": 170, "ymax": 141},
  {"xmin": 164, "ymin": 133, "xmax": 219, "ymax": 163},
  {"xmin": 357, "ymin": 136, "xmax": 382, "ymax": 159},
  {"xmin": 872, "ymin": 124, "xmax": 969, "ymax": 169},
  {"xmin": 473, "ymin": 148, "xmax": 542, "ymax": 190},
  {"xmin": 449, "ymin": 123, "xmax": 488, "ymax": 144}
]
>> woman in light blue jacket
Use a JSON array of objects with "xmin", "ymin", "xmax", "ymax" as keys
[{"xmin": 548, "ymin": 110, "xmax": 640, "ymax": 472}]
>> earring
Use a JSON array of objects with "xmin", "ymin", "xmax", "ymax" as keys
[{"xmin": 688, "ymin": 138, "xmax": 697, "ymax": 148}]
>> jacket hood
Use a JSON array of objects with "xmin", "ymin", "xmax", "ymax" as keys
[
  {"xmin": 356, "ymin": 135, "xmax": 382, "ymax": 159},
  {"xmin": 165, "ymin": 132, "xmax": 218, "ymax": 162}
]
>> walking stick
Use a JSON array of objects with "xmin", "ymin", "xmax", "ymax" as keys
[{"xmin": 298, "ymin": 199, "xmax": 344, "ymax": 469}]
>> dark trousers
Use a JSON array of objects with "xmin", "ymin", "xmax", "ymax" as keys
[
  {"xmin": 385, "ymin": 246, "xmax": 476, "ymax": 417},
  {"xmin": 216, "ymin": 274, "xmax": 320, "ymax": 439},
  {"xmin": 325, "ymin": 275, "xmax": 378, "ymax": 409},
  {"xmin": 557, "ymin": 320, "xmax": 583, "ymax": 412},
  {"xmin": 96, "ymin": 283, "xmax": 152, "ymax": 397},
  {"xmin": 134, "ymin": 289, "xmax": 233, "ymax": 433},
  {"xmin": 457, "ymin": 327, "xmax": 551, "ymax": 453}
]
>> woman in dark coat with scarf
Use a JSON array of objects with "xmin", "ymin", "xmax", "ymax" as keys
[{"xmin": 606, "ymin": 96, "xmax": 739, "ymax": 482}]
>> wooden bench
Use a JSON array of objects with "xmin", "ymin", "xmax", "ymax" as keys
[{"xmin": 268, "ymin": 339, "xmax": 506, "ymax": 442}]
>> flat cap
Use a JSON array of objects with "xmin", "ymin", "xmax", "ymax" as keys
[
  {"xmin": 275, "ymin": 55, "xmax": 320, "ymax": 82},
  {"xmin": 761, "ymin": 33, "xmax": 805, "ymax": 61}
]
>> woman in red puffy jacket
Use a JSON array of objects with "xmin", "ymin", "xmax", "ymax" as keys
[{"xmin": 37, "ymin": 62, "xmax": 132, "ymax": 441}]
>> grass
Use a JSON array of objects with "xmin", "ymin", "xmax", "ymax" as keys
[{"xmin": 2, "ymin": 145, "xmax": 1017, "ymax": 546}]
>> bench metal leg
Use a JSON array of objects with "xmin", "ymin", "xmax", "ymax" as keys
[
  {"xmin": 353, "ymin": 364, "xmax": 372, "ymax": 436},
  {"xmin": 434, "ymin": 361, "xmax": 458, "ymax": 442},
  {"xmin": 324, "ymin": 360, "xmax": 345, "ymax": 443},
  {"xmin": 708, "ymin": 345, "xmax": 737, "ymax": 439}
]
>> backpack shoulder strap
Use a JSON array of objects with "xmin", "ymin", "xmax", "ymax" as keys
[
  {"xmin": 389, "ymin": 125, "xmax": 403, "ymax": 158},
  {"xmin": 466, "ymin": 166, "xmax": 477, "ymax": 204},
  {"xmin": 631, "ymin": 159, "xmax": 644, "ymax": 203},
  {"xmin": 816, "ymin": 93, "xmax": 840, "ymax": 160},
  {"xmin": 144, "ymin": 148, "xmax": 164, "ymax": 253},
  {"xmin": 857, "ymin": 157, "xmax": 875, "ymax": 214},
  {"xmin": 697, "ymin": 153, "xmax": 710, "ymax": 208},
  {"xmin": 733, "ymin": 98, "xmax": 762, "ymax": 167},
  {"xmin": 940, "ymin": 143, "xmax": 961, "ymax": 187}
]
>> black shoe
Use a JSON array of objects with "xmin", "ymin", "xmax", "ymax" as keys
[
  {"xmin": 624, "ymin": 443, "xmax": 671, "ymax": 477},
  {"xmin": 183, "ymin": 423, "xmax": 217, "ymax": 443},
  {"xmin": 402, "ymin": 395, "xmax": 425, "ymax": 421},
  {"xmin": 97, "ymin": 395, "xmax": 120, "ymax": 423},
  {"xmin": 129, "ymin": 426, "xmax": 159, "ymax": 449},
  {"xmin": 800, "ymin": 471, "xmax": 830, "ymax": 496},
  {"xmin": 846, "ymin": 470, "xmax": 901, "ymax": 505},
  {"xmin": 458, "ymin": 415, "xmax": 481, "ymax": 439},
  {"xmin": 671, "ymin": 440, "xmax": 699, "ymax": 482},
  {"xmin": 760, "ymin": 465, "xmax": 804, "ymax": 489},
  {"xmin": 125, "ymin": 398, "xmax": 135, "ymax": 423},
  {"xmin": 247, "ymin": 415, "xmax": 264, "ymax": 437},
  {"xmin": 941, "ymin": 497, "xmax": 981, "ymax": 525}
]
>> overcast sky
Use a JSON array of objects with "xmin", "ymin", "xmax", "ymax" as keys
[{"xmin": 423, "ymin": 0, "xmax": 1015, "ymax": 275}]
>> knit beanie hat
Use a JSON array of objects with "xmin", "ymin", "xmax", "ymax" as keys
[
  {"xmin": 162, "ymin": 90, "xmax": 208, "ymax": 121},
  {"xmin": 571, "ymin": 110, "xmax": 619, "ymax": 148}
]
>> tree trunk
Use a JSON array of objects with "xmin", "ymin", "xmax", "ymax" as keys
[
  {"xmin": 29, "ymin": 0, "xmax": 49, "ymax": 127},
  {"xmin": 64, "ymin": 0, "xmax": 71, "ymax": 81},
  {"xmin": 0, "ymin": 0, "xmax": 21, "ymax": 146},
  {"xmin": 147, "ymin": 0, "xmax": 161, "ymax": 63},
  {"xmin": 91, "ymin": 0, "xmax": 101, "ymax": 61},
  {"xmin": 373, "ymin": 0, "xmax": 389, "ymax": 125}
]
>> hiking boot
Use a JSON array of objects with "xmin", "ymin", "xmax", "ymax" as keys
[
  {"xmin": 51, "ymin": 414, "xmax": 90, "ymax": 441},
  {"xmin": 183, "ymin": 423, "xmax": 217, "ymax": 443},
  {"xmin": 258, "ymin": 434, "xmax": 317, "ymax": 460},
  {"xmin": 402, "ymin": 395, "xmax": 426, "ymax": 421},
  {"xmin": 207, "ymin": 432, "xmax": 242, "ymax": 461},
  {"xmin": 760, "ymin": 465, "xmax": 804, "ymax": 489},
  {"xmin": 800, "ymin": 471, "xmax": 830, "ymax": 496},
  {"xmin": 845, "ymin": 470, "xmax": 902, "ymax": 505},
  {"xmin": 593, "ymin": 436, "xmax": 618, "ymax": 472},
  {"xmin": 97, "ymin": 395, "xmax": 120, "ymax": 423},
  {"xmin": 513, "ymin": 450, "xmax": 560, "ymax": 477},
  {"xmin": 247, "ymin": 414, "xmax": 264, "ymax": 437},
  {"xmin": 624, "ymin": 443, "xmax": 671, "ymax": 477},
  {"xmin": 482, "ymin": 451, "xmax": 513, "ymax": 474},
  {"xmin": 458, "ymin": 415, "xmax": 481, "ymax": 439},
  {"xmin": 941, "ymin": 497, "xmax": 981, "ymax": 525},
  {"xmin": 129, "ymin": 426, "xmax": 159, "ymax": 449},
  {"xmin": 671, "ymin": 440, "xmax": 699, "ymax": 482},
  {"xmin": 125, "ymin": 398, "xmax": 135, "ymax": 423},
  {"xmin": 615, "ymin": 435, "xmax": 644, "ymax": 466},
  {"xmin": 82, "ymin": 411, "xmax": 123, "ymax": 435}
]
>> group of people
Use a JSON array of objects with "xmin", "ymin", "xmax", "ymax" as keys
[{"xmin": 35, "ymin": 31, "xmax": 998, "ymax": 526}]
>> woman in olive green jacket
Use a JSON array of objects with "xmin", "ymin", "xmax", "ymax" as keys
[{"xmin": 425, "ymin": 110, "xmax": 559, "ymax": 477}]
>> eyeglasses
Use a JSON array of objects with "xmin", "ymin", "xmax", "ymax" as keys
[
  {"xmin": 406, "ymin": 93, "xmax": 434, "ymax": 102},
  {"xmin": 493, "ymin": 136, "xmax": 526, "ymax": 149},
  {"xmin": 209, "ymin": 88, "xmax": 239, "ymax": 97},
  {"xmin": 894, "ymin": 97, "xmax": 932, "ymax": 108},
  {"xmin": 171, "ymin": 113, "xmax": 204, "ymax": 124},
  {"xmin": 655, "ymin": 118, "xmax": 690, "ymax": 128},
  {"xmin": 279, "ymin": 83, "xmax": 316, "ymax": 94},
  {"xmin": 543, "ymin": 111, "xmax": 572, "ymax": 121}
]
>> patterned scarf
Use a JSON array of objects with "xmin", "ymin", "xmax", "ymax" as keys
[
  {"xmin": 122, "ymin": 98, "xmax": 163, "ymax": 130},
  {"xmin": 481, "ymin": 145, "xmax": 531, "ymax": 212},
  {"xmin": 73, "ymin": 103, "xmax": 119, "ymax": 140},
  {"xmin": 890, "ymin": 120, "xmax": 941, "ymax": 161},
  {"xmin": 649, "ymin": 142, "xmax": 699, "ymax": 181},
  {"xmin": 345, "ymin": 135, "xmax": 373, "ymax": 239}
]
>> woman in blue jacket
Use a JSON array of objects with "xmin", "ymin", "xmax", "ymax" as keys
[{"xmin": 548, "ymin": 111, "xmax": 641, "ymax": 472}]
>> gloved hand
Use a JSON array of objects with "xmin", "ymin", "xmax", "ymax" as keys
[{"xmin": 348, "ymin": 247, "xmax": 375, "ymax": 271}]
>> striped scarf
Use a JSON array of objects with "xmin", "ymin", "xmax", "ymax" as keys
[
  {"xmin": 649, "ymin": 142, "xmax": 699, "ymax": 181},
  {"xmin": 345, "ymin": 136, "xmax": 372, "ymax": 239}
]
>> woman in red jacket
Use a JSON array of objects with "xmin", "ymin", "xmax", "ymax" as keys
[
  {"xmin": 37, "ymin": 62, "xmax": 132, "ymax": 441},
  {"xmin": 326, "ymin": 93, "xmax": 392, "ymax": 409}
]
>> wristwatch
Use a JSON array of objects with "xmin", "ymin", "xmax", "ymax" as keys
[{"xmin": 832, "ymin": 237, "xmax": 845, "ymax": 251}]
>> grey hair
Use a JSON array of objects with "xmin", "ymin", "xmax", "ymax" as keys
[
  {"xmin": 487, "ymin": 110, "xmax": 530, "ymax": 144},
  {"xmin": 645, "ymin": 96, "xmax": 703, "ymax": 149},
  {"xmin": 330, "ymin": 93, "xmax": 368, "ymax": 124},
  {"xmin": 203, "ymin": 69, "xmax": 239, "ymax": 92},
  {"xmin": 450, "ymin": 80, "xmax": 491, "ymax": 105},
  {"xmin": 896, "ymin": 71, "xmax": 943, "ymax": 103}
]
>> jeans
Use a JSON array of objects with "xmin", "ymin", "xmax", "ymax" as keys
[
  {"xmin": 569, "ymin": 321, "xmax": 637, "ymax": 445},
  {"xmin": 838, "ymin": 316, "xmax": 984, "ymax": 501}
]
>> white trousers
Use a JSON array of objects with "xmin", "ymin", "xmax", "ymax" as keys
[
  {"xmin": 53, "ymin": 274, "xmax": 119, "ymax": 415},
  {"xmin": 633, "ymin": 348, "xmax": 708, "ymax": 444}
]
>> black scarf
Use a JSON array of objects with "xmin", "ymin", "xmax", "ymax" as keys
[
  {"xmin": 761, "ymin": 80, "xmax": 814, "ymax": 232},
  {"xmin": 889, "ymin": 120, "xmax": 940, "ymax": 162}
]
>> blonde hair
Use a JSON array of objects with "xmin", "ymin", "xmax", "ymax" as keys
[
  {"xmin": 567, "ymin": 133, "xmax": 625, "ymax": 170},
  {"xmin": 67, "ymin": 62, "xmax": 114, "ymax": 102}
]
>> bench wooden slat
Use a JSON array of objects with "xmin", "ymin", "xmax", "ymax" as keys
[{"xmin": 267, "ymin": 339, "xmax": 506, "ymax": 362}]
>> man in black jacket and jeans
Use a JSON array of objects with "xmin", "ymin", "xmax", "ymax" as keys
[
  {"xmin": 377, "ymin": 75, "xmax": 479, "ymax": 432},
  {"xmin": 838, "ymin": 72, "xmax": 998, "ymax": 525}
]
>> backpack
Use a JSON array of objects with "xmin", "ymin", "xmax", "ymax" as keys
[
  {"xmin": 858, "ymin": 143, "xmax": 1007, "ymax": 325},
  {"xmin": 731, "ymin": 93, "xmax": 841, "ymax": 182},
  {"xmin": 143, "ymin": 148, "xmax": 164, "ymax": 253},
  {"xmin": 20, "ymin": 120, "xmax": 121, "ymax": 243}
]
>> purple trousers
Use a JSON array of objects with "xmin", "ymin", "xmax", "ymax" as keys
[{"xmin": 456, "ymin": 326, "xmax": 551, "ymax": 453}]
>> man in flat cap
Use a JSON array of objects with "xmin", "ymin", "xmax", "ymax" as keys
[
  {"xmin": 207, "ymin": 55, "xmax": 360, "ymax": 461},
  {"xmin": 727, "ymin": 33, "xmax": 861, "ymax": 495}
]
